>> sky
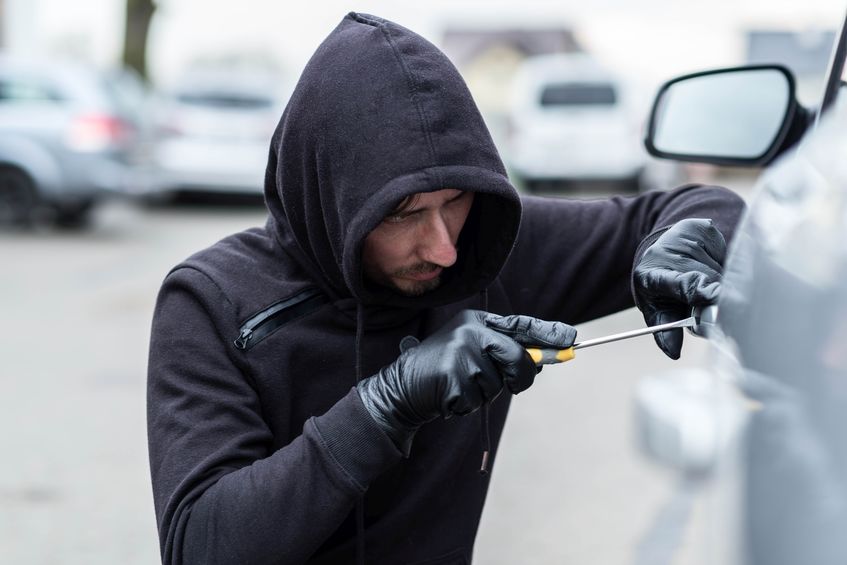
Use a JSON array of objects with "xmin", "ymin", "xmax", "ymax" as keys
[{"xmin": 5, "ymin": 0, "xmax": 844, "ymax": 91}]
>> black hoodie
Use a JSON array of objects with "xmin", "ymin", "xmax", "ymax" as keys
[{"xmin": 147, "ymin": 12, "xmax": 745, "ymax": 565}]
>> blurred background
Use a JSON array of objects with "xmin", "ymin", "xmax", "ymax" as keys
[{"xmin": 0, "ymin": 1, "xmax": 841, "ymax": 563}]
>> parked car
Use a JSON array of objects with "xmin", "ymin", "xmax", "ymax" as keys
[
  {"xmin": 506, "ymin": 52, "xmax": 676, "ymax": 193},
  {"xmin": 142, "ymin": 69, "xmax": 288, "ymax": 199},
  {"xmin": 634, "ymin": 7, "xmax": 847, "ymax": 565},
  {"xmin": 0, "ymin": 56, "xmax": 149, "ymax": 227}
]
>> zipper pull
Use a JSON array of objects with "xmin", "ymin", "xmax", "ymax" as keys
[{"xmin": 234, "ymin": 328, "xmax": 253, "ymax": 350}]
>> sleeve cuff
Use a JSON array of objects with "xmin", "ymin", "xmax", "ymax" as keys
[{"xmin": 308, "ymin": 388, "xmax": 403, "ymax": 493}]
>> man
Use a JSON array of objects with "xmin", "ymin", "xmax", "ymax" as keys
[{"xmin": 147, "ymin": 12, "xmax": 744, "ymax": 565}]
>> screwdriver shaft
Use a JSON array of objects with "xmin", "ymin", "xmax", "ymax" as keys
[{"xmin": 573, "ymin": 316, "xmax": 696, "ymax": 350}]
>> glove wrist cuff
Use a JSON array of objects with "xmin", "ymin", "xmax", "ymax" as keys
[{"xmin": 356, "ymin": 376, "xmax": 419, "ymax": 457}]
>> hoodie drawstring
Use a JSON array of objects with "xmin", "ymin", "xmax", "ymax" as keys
[
  {"xmin": 353, "ymin": 290, "xmax": 492, "ymax": 561},
  {"xmin": 354, "ymin": 303, "xmax": 366, "ymax": 565},
  {"xmin": 479, "ymin": 289, "xmax": 491, "ymax": 475}
]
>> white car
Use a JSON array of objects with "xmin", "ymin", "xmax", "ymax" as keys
[
  {"xmin": 506, "ymin": 53, "xmax": 651, "ymax": 193},
  {"xmin": 144, "ymin": 70, "xmax": 288, "ymax": 198}
]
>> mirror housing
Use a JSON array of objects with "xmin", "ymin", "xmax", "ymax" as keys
[{"xmin": 645, "ymin": 65, "xmax": 807, "ymax": 167}]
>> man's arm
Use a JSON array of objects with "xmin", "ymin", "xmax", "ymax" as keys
[
  {"xmin": 148, "ymin": 268, "xmax": 578, "ymax": 564},
  {"xmin": 147, "ymin": 267, "xmax": 401, "ymax": 565},
  {"xmin": 498, "ymin": 184, "xmax": 745, "ymax": 325}
]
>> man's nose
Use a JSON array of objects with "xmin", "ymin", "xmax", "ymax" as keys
[{"xmin": 418, "ymin": 215, "xmax": 457, "ymax": 267}]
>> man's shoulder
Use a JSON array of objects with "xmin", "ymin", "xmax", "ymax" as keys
[
  {"xmin": 180, "ymin": 226, "xmax": 275, "ymax": 274},
  {"xmin": 165, "ymin": 226, "xmax": 318, "ymax": 321}
]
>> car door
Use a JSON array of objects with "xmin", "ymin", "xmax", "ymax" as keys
[{"xmin": 635, "ymin": 7, "xmax": 847, "ymax": 565}]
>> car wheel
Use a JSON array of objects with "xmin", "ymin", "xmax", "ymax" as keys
[
  {"xmin": 53, "ymin": 199, "xmax": 95, "ymax": 229},
  {"xmin": 0, "ymin": 166, "xmax": 37, "ymax": 227}
]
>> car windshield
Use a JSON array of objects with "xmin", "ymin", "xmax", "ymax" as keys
[
  {"xmin": 0, "ymin": 77, "xmax": 63, "ymax": 103},
  {"xmin": 175, "ymin": 92, "xmax": 274, "ymax": 109},
  {"xmin": 539, "ymin": 83, "xmax": 617, "ymax": 107}
]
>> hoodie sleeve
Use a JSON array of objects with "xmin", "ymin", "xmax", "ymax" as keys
[
  {"xmin": 147, "ymin": 267, "xmax": 401, "ymax": 565},
  {"xmin": 498, "ymin": 184, "xmax": 746, "ymax": 324}
]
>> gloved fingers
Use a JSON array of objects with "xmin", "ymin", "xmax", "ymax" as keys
[
  {"xmin": 637, "ymin": 268, "xmax": 722, "ymax": 307},
  {"xmin": 654, "ymin": 328, "xmax": 683, "ymax": 360},
  {"xmin": 483, "ymin": 313, "xmax": 577, "ymax": 349},
  {"xmin": 662, "ymin": 218, "xmax": 728, "ymax": 264},
  {"xmin": 687, "ymin": 219, "xmax": 728, "ymax": 263},
  {"xmin": 654, "ymin": 242, "xmax": 725, "ymax": 275},
  {"xmin": 438, "ymin": 336, "xmax": 502, "ymax": 416},
  {"xmin": 442, "ymin": 376, "xmax": 483, "ymax": 417},
  {"xmin": 647, "ymin": 309, "xmax": 686, "ymax": 360},
  {"xmin": 442, "ymin": 354, "xmax": 502, "ymax": 416},
  {"xmin": 399, "ymin": 335, "xmax": 421, "ymax": 353},
  {"xmin": 480, "ymin": 330, "xmax": 538, "ymax": 394},
  {"xmin": 643, "ymin": 299, "xmax": 688, "ymax": 328},
  {"xmin": 635, "ymin": 219, "xmax": 726, "ymax": 302},
  {"xmin": 470, "ymin": 350, "xmax": 508, "ymax": 402}
]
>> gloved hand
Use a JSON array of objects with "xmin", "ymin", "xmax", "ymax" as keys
[
  {"xmin": 357, "ymin": 310, "xmax": 576, "ymax": 455},
  {"xmin": 633, "ymin": 218, "xmax": 727, "ymax": 360}
]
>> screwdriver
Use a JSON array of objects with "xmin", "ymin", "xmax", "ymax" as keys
[{"xmin": 527, "ymin": 305, "xmax": 717, "ymax": 365}]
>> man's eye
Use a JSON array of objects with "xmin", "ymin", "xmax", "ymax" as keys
[
  {"xmin": 452, "ymin": 193, "xmax": 471, "ymax": 205},
  {"xmin": 384, "ymin": 214, "xmax": 408, "ymax": 224}
]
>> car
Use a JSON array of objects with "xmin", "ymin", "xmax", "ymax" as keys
[
  {"xmin": 505, "ymin": 52, "xmax": 676, "ymax": 193},
  {"xmin": 141, "ymin": 69, "xmax": 288, "ymax": 199},
  {"xmin": 0, "ymin": 56, "xmax": 149, "ymax": 227},
  {"xmin": 634, "ymin": 7, "xmax": 847, "ymax": 565}
]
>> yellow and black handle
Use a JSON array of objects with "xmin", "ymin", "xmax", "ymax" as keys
[{"xmin": 526, "ymin": 347, "xmax": 575, "ymax": 365}]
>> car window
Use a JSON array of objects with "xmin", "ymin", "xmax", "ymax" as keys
[
  {"xmin": 0, "ymin": 78, "xmax": 63, "ymax": 103},
  {"xmin": 539, "ymin": 83, "xmax": 617, "ymax": 107},
  {"xmin": 100, "ymin": 71, "xmax": 147, "ymax": 117},
  {"xmin": 175, "ymin": 92, "xmax": 274, "ymax": 109}
]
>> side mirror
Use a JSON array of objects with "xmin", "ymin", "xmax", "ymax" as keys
[{"xmin": 645, "ymin": 66, "xmax": 801, "ymax": 166}]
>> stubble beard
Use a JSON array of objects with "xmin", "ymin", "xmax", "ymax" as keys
[
  {"xmin": 387, "ymin": 262, "xmax": 443, "ymax": 296},
  {"xmin": 393, "ymin": 275, "xmax": 442, "ymax": 296}
]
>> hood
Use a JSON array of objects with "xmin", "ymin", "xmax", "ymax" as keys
[{"xmin": 265, "ymin": 12, "xmax": 522, "ymax": 309}]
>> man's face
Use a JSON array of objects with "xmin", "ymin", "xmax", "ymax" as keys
[{"xmin": 362, "ymin": 189, "xmax": 475, "ymax": 296}]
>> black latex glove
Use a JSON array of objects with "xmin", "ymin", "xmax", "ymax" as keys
[
  {"xmin": 633, "ymin": 218, "xmax": 726, "ymax": 360},
  {"xmin": 357, "ymin": 310, "xmax": 577, "ymax": 455}
]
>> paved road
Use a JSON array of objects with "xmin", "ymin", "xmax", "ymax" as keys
[
  {"xmin": 0, "ymin": 184, "xmax": 746, "ymax": 564},
  {"xmin": 475, "ymin": 309, "xmax": 711, "ymax": 565}
]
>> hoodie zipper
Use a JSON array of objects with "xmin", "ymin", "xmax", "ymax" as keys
[{"xmin": 234, "ymin": 288, "xmax": 328, "ymax": 351}]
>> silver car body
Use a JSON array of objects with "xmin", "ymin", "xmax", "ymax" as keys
[
  {"xmin": 635, "ymin": 8, "xmax": 847, "ymax": 565},
  {"xmin": 701, "ymin": 99, "xmax": 847, "ymax": 565},
  {"xmin": 0, "ymin": 56, "xmax": 146, "ymax": 219}
]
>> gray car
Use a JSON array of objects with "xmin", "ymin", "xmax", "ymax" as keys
[
  {"xmin": 635, "ymin": 7, "xmax": 847, "ymax": 565},
  {"xmin": 0, "ymin": 57, "xmax": 148, "ymax": 227}
]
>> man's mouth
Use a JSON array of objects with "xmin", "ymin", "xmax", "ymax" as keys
[{"xmin": 400, "ymin": 267, "xmax": 443, "ymax": 282}]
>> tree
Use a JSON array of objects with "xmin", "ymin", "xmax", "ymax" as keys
[{"xmin": 123, "ymin": 0, "xmax": 156, "ymax": 80}]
